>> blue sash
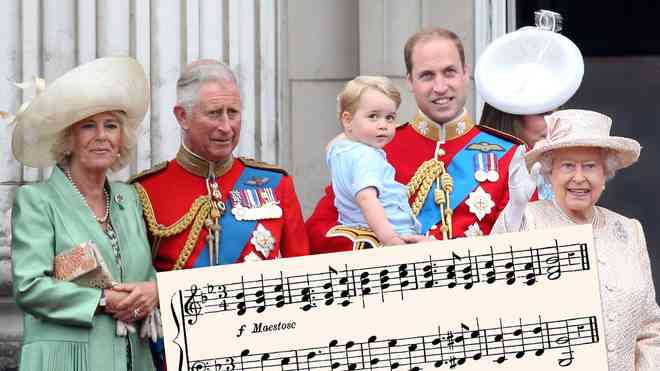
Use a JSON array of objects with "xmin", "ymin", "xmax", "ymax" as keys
[
  {"xmin": 417, "ymin": 131, "xmax": 513, "ymax": 233},
  {"xmin": 193, "ymin": 167, "xmax": 283, "ymax": 267}
]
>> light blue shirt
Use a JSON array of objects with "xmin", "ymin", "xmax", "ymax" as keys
[{"xmin": 327, "ymin": 138, "xmax": 420, "ymax": 236}]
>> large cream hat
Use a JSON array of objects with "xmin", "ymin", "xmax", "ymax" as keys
[
  {"xmin": 475, "ymin": 27, "xmax": 584, "ymax": 115},
  {"xmin": 10, "ymin": 57, "xmax": 149, "ymax": 168},
  {"xmin": 525, "ymin": 109, "xmax": 641, "ymax": 171}
]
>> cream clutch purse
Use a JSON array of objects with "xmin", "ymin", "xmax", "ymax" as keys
[
  {"xmin": 53, "ymin": 240, "xmax": 161, "ymax": 340},
  {"xmin": 53, "ymin": 240, "xmax": 116, "ymax": 288}
]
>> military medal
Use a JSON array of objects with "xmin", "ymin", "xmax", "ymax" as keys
[
  {"xmin": 486, "ymin": 152, "xmax": 500, "ymax": 182},
  {"xmin": 465, "ymin": 186, "xmax": 495, "ymax": 221},
  {"xmin": 231, "ymin": 187, "xmax": 283, "ymax": 221},
  {"xmin": 473, "ymin": 153, "xmax": 488, "ymax": 182}
]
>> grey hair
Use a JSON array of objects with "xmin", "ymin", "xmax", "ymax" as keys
[
  {"xmin": 51, "ymin": 111, "xmax": 134, "ymax": 172},
  {"xmin": 176, "ymin": 59, "xmax": 240, "ymax": 113},
  {"xmin": 537, "ymin": 147, "xmax": 619, "ymax": 183}
]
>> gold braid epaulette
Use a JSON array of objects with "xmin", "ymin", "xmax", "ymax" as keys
[
  {"xmin": 407, "ymin": 159, "xmax": 444, "ymax": 216},
  {"xmin": 134, "ymin": 183, "xmax": 212, "ymax": 270}
]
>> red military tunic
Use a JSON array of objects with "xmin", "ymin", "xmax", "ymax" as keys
[
  {"xmin": 306, "ymin": 110, "xmax": 527, "ymax": 253},
  {"xmin": 132, "ymin": 146, "xmax": 310, "ymax": 271}
]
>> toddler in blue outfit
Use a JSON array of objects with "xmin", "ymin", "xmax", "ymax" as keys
[{"xmin": 327, "ymin": 76, "xmax": 428, "ymax": 246}]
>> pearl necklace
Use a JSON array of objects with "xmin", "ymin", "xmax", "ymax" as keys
[
  {"xmin": 64, "ymin": 167, "xmax": 110, "ymax": 224},
  {"xmin": 552, "ymin": 199, "xmax": 600, "ymax": 228}
]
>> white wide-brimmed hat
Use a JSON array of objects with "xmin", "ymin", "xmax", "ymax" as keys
[
  {"xmin": 9, "ymin": 57, "xmax": 149, "ymax": 168},
  {"xmin": 475, "ymin": 27, "xmax": 584, "ymax": 115},
  {"xmin": 525, "ymin": 109, "xmax": 641, "ymax": 171}
]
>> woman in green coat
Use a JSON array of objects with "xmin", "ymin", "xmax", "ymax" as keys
[{"xmin": 9, "ymin": 57, "xmax": 157, "ymax": 371}]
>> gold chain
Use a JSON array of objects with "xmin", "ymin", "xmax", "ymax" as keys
[
  {"xmin": 135, "ymin": 183, "xmax": 209, "ymax": 237},
  {"xmin": 173, "ymin": 202, "xmax": 211, "ymax": 270},
  {"xmin": 135, "ymin": 182, "xmax": 215, "ymax": 269},
  {"xmin": 407, "ymin": 159, "xmax": 443, "ymax": 216}
]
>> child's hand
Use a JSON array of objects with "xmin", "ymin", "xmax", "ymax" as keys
[
  {"xmin": 400, "ymin": 234, "xmax": 435, "ymax": 244},
  {"xmin": 381, "ymin": 235, "xmax": 406, "ymax": 246}
]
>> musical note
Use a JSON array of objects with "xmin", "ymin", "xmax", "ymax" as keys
[
  {"xmin": 260, "ymin": 353, "xmax": 271, "ymax": 370},
  {"xmin": 556, "ymin": 322, "xmax": 575, "ymax": 367},
  {"xmin": 386, "ymin": 339, "xmax": 399, "ymax": 369},
  {"xmin": 422, "ymin": 256, "xmax": 435, "ymax": 289},
  {"xmin": 324, "ymin": 266, "xmax": 337, "ymax": 306},
  {"xmin": 339, "ymin": 265, "xmax": 354, "ymax": 307},
  {"xmin": 378, "ymin": 269, "xmax": 390, "ymax": 302},
  {"xmin": 532, "ymin": 316, "xmax": 546, "ymax": 357},
  {"xmin": 524, "ymin": 248, "xmax": 539, "ymax": 286},
  {"xmin": 446, "ymin": 253, "xmax": 459, "ymax": 289},
  {"xmin": 493, "ymin": 319, "xmax": 508, "ymax": 364},
  {"xmin": 299, "ymin": 274, "xmax": 316, "ymax": 312},
  {"xmin": 328, "ymin": 339, "xmax": 340, "ymax": 370},
  {"xmin": 359, "ymin": 271, "xmax": 371, "ymax": 308},
  {"xmin": 513, "ymin": 319, "xmax": 526, "ymax": 359},
  {"xmin": 462, "ymin": 251, "xmax": 478, "ymax": 290},
  {"xmin": 366, "ymin": 335, "xmax": 380, "ymax": 369},
  {"xmin": 504, "ymin": 247, "xmax": 517, "ymax": 285},
  {"xmin": 305, "ymin": 350, "xmax": 316, "ymax": 371},
  {"xmin": 236, "ymin": 278, "xmax": 247, "ymax": 316},
  {"xmin": 484, "ymin": 247, "xmax": 497, "ymax": 284},
  {"xmin": 546, "ymin": 240, "xmax": 563, "ymax": 280},
  {"xmin": 397, "ymin": 263, "xmax": 416, "ymax": 300},
  {"xmin": 344, "ymin": 340, "xmax": 360, "ymax": 370},
  {"xmin": 255, "ymin": 274, "xmax": 267, "ymax": 313},
  {"xmin": 274, "ymin": 272, "xmax": 286, "ymax": 308}
]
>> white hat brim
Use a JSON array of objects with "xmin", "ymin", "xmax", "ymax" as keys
[
  {"xmin": 525, "ymin": 136, "xmax": 641, "ymax": 171},
  {"xmin": 11, "ymin": 57, "xmax": 149, "ymax": 168}
]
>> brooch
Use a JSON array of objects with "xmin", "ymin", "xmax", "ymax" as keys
[{"xmin": 613, "ymin": 220, "xmax": 628, "ymax": 243}]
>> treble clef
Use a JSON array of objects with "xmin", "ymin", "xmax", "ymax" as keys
[{"xmin": 183, "ymin": 284, "xmax": 203, "ymax": 325}]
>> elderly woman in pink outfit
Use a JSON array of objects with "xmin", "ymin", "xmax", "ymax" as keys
[{"xmin": 492, "ymin": 109, "xmax": 660, "ymax": 370}]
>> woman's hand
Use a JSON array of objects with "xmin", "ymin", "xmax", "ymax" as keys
[{"xmin": 110, "ymin": 281, "xmax": 158, "ymax": 322}]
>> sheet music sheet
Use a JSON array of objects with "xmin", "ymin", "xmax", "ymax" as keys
[{"xmin": 157, "ymin": 224, "xmax": 608, "ymax": 371}]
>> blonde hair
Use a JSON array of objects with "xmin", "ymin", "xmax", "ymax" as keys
[
  {"xmin": 336, "ymin": 76, "xmax": 401, "ymax": 123},
  {"xmin": 51, "ymin": 111, "xmax": 134, "ymax": 172}
]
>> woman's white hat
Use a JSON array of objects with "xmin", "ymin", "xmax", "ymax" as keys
[
  {"xmin": 10, "ymin": 57, "xmax": 149, "ymax": 168},
  {"xmin": 475, "ymin": 27, "xmax": 584, "ymax": 115},
  {"xmin": 525, "ymin": 109, "xmax": 641, "ymax": 171}
]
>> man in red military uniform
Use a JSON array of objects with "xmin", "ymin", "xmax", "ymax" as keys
[
  {"xmin": 306, "ymin": 28, "xmax": 532, "ymax": 253},
  {"xmin": 132, "ymin": 60, "xmax": 310, "ymax": 370},
  {"xmin": 132, "ymin": 59, "xmax": 310, "ymax": 270}
]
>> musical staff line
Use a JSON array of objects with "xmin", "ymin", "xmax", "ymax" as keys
[
  {"xmin": 178, "ymin": 241, "xmax": 590, "ymax": 321},
  {"xmin": 186, "ymin": 315, "xmax": 600, "ymax": 370}
]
